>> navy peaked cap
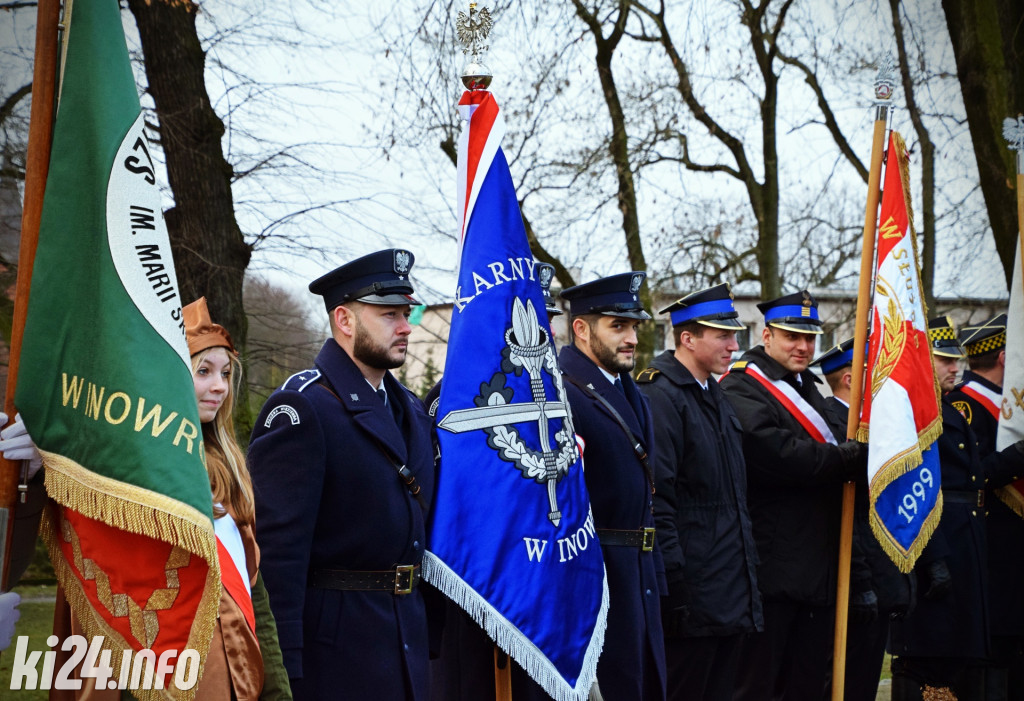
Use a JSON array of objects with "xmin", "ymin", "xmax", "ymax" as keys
[
  {"xmin": 560, "ymin": 272, "xmax": 651, "ymax": 320},
  {"xmin": 757, "ymin": 290, "xmax": 823, "ymax": 334},
  {"xmin": 309, "ymin": 248, "xmax": 421, "ymax": 310},
  {"xmin": 660, "ymin": 282, "xmax": 744, "ymax": 329},
  {"xmin": 811, "ymin": 337, "xmax": 860, "ymax": 375}
]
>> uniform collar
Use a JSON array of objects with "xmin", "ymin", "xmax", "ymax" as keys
[{"xmin": 958, "ymin": 369, "xmax": 1002, "ymax": 393}]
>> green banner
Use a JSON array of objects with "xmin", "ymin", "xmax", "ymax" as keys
[{"xmin": 15, "ymin": 1, "xmax": 219, "ymax": 697}]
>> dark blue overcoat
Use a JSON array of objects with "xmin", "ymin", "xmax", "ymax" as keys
[
  {"xmin": 249, "ymin": 339, "xmax": 436, "ymax": 700},
  {"xmin": 558, "ymin": 344, "xmax": 667, "ymax": 701},
  {"xmin": 948, "ymin": 372, "xmax": 1024, "ymax": 639},
  {"xmin": 889, "ymin": 399, "xmax": 1023, "ymax": 659}
]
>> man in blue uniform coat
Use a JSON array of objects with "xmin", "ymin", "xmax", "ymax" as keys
[
  {"xmin": 249, "ymin": 249, "xmax": 436, "ymax": 701},
  {"xmin": 557, "ymin": 271, "xmax": 666, "ymax": 701},
  {"xmin": 890, "ymin": 317, "xmax": 1024, "ymax": 701},
  {"xmin": 947, "ymin": 314, "xmax": 1024, "ymax": 700},
  {"xmin": 719, "ymin": 291, "xmax": 866, "ymax": 700},
  {"xmin": 635, "ymin": 283, "xmax": 761, "ymax": 701}
]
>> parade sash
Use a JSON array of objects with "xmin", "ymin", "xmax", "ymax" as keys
[
  {"xmin": 960, "ymin": 381, "xmax": 1001, "ymax": 420},
  {"xmin": 424, "ymin": 89, "xmax": 607, "ymax": 701},
  {"xmin": 215, "ymin": 516, "xmax": 255, "ymax": 635},
  {"xmin": 860, "ymin": 132, "xmax": 943, "ymax": 572},
  {"xmin": 15, "ymin": 1, "xmax": 219, "ymax": 696},
  {"xmin": 742, "ymin": 363, "xmax": 837, "ymax": 445},
  {"xmin": 996, "ymin": 240, "xmax": 1024, "ymax": 516}
]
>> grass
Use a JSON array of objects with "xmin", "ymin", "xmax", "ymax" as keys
[{"xmin": 1, "ymin": 583, "xmax": 56, "ymax": 700}]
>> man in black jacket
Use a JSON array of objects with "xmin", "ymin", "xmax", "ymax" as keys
[
  {"xmin": 948, "ymin": 314, "xmax": 1024, "ymax": 700},
  {"xmin": 636, "ymin": 283, "xmax": 761, "ymax": 701},
  {"xmin": 890, "ymin": 316, "xmax": 1024, "ymax": 701},
  {"xmin": 719, "ymin": 291, "xmax": 865, "ymax": 700}
]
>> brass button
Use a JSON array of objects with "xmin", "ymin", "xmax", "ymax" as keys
[
  {"xmin": 958, "ymin": 443, "xmax": 965, "ymax": 450},
  {"xmin": 972, "ymin": 510, "xmax": 977, "ymax": 516},
  {"xmin": 971, "ymin": 475, "xmax": 976, "ymax": 482}
]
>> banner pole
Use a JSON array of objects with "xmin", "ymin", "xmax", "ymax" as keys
[
  {"xmin": 831, "ymin": 58, "xmax": 894, "ymax": 700},
  {"xmin": 494, "ymin": 646, "xmax": 512, "ymax": 700},
  {"xmin": 0, "ymin": 0, "xmax": 62, "ymax": 592}
]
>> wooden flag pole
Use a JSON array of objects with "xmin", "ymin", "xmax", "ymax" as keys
[
  {"xmin": 831, "ymin": 59, "xmax": 894, "ymax": 700},
  {"xmin": 1014, "ymin": 116, "xmax": 1024, "ymax": 280},
  {"xmin": 0, "ymin": 0, "xmax": 62, "ymax": 591},
  {"xmin": 494, "ymin": 646, "xmax": 512, "ymax": 700}
]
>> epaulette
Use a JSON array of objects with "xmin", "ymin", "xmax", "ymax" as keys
[
  {"xmin": 728, "ymin": 360, "xmax": 748, "ymax": 372},
  {"xmin": 281, "ymin": 368, "xmax": 322, "ymax": 392},
  {"xmin": 635, "ymin": 368, "xmax": 661, "ymax": 384}
]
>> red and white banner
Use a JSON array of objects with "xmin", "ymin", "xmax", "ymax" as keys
[{"xmin": 859, "ymin": 132, "xmax": 943, "ymax": 572}]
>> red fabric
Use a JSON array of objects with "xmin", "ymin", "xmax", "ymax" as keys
[
  {"xmin": 860, "ymin": 133, "xmax": 940, "ymax": 435},
  {"xmin": 458, "ymin": 90, "xmax": 499, "ymax": 240},
  {"xmin": 216, "ymin": 536, "xmax": 255, "ymax": 634},
  {"xmin": 60, "ymin": 508, "xmax": 208, "ymax": 656},
  {"xmin": 743, "ymin": 368, "xmax": 829, "ymax": 443},
  {"xmin": 960, "ymin": 385, "xmax": 1000, "ymax": 420}
]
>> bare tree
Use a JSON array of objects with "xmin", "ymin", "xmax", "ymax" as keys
[{"xmin": 942, "ymin": 0, "xmax": 1024, "ymax": 289}]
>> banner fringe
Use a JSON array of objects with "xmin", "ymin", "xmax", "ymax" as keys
[
  {"xmin": 868, "ymin": 491, "xmax": 943, "ymax": 573},
  {"xmin": 995, "ymin": 486, "xmax": 1024, "ymax": 518},
  {"xmin": 40, "ymin": 504, "xmax": 220, "ymax": 701},
  {"xmin": 422, "ymin": 552, "xmax": 608, "ymax": 701},
  {"xmin": 42, "ymin": 450, "xmax": 218, "ymax": 564}
]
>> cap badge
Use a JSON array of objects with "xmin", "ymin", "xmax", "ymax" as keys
[
  {"xmin": 394, "ymin": 250, "xmax": 412, "ymax": 274},
  {"xmin": 539, "ymin": 265, "xmax": 553, "ymax": 287},
  {"xmin": 629, "ymin": 274, "xmax": 643, "ymax": 294}
]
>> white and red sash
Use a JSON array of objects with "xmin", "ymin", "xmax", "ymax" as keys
[
  {"xmin": 743, "ymin": 363, "xmax": 838, "ymax": 445},
  {"xmin": 214, "ymin": 511, "xmax": 256, "ymax": 634},
  {"xmin": 960, "ymin": 380, "xmax": 1001, "ymax": 420}
]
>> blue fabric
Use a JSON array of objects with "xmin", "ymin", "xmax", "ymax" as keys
[
  {"xmin": 873, "ymin": 444, "xmax": 941, "ymax": 553},
  {"xmin": 668, "ymin": 299, "xmax": 736, "ymax": 326},
  {"xmin": 428, "ymin": 146, "xmax": 606, "ymax": 698},
  {"xmin": 763, "ymin": 304, "xmax": 820, "ymax": 323},
  {"xmin": 819, "ymin": 348, "xmax": 855, "ymax": 375}
]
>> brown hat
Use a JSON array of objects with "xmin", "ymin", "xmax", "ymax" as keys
[{"xmin": 183, "ymin": 297, "xmax": 237, "ymax": 357}]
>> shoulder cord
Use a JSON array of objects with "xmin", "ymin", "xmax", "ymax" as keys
[
  {"xmin": 564, "ymin": 376, "xmax": 655, "ymax": 502},
  {"xmin": 314, "ymin": 381, "xmax": 427, "ymax": 511}
]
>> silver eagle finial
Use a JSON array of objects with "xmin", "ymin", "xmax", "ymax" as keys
[
  {"xmin": 1005, "ymin": 115, "xmax": 1024, "ymax": 172},
  {"xmin": 456, "ymin": 3, "xmax": 493, "ymax": 90},
  {"xmin": 874, "ymin": 55, "xmax": 896, "ymax": 103}
]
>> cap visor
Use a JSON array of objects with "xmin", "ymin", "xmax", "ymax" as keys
[
  {"xmin": 359, "ymin": 293, "xmax": 422, "ymax": 306},
  {"xmin": 768, "ymin": 321, "xmax": 823, "ymax": 335},
  {"xmin": 600, "ymin": 309, "xmax": 652, "ymax": 321},
  {"xmin": 698, "ymin": 318, "xmax": 746, "ymax": 330}
]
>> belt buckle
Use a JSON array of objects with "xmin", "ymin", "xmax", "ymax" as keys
[
  {"xmin": 641, "ymin": 528, "xmax": 656, "ymax": 552},
  {"xmin": 395, "ymin": 564, "xmax": 415, "ymax": 595},
  {"xmin": 977, "ymin": 490, "xmax": 985, "ymax": 508}
]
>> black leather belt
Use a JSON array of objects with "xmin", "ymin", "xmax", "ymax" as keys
[
  {"xmin": 943, "ymin": 490, "xmax": 985, "ymax": 507},
  {"xmin": 310, "ymin": 565, "xmax": 420, "ymax": 595},
  {"xmin": 597, "ymin": 528, "xmax": 656, "ymax": 551}
]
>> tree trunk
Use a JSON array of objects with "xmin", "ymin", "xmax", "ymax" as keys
[
  {"xmin": 127, "ymin": 0, "xmax": 251, "ymax": 346},
  {"xmin": 127, "ymin": 0, "xmax": 253, "ymax": 429},
  {"xmin": 942, "ymin": 0, "xmax": 1024, "ymax": 289}
]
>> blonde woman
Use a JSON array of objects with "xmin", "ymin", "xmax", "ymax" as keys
[{"xmin": 184, "ymin": 297, "xmax": 290, "ymax": 701}]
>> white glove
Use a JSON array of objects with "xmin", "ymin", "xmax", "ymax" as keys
[
  {"xmin": 0, "ymin": 591, "xmax": 20, "ymax": 651},
  {"xmin": 0, "ymin": 412, "xmax": 43, "ymax": 481}
]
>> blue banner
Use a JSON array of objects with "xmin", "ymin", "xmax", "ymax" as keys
[{"xmin": 423, "ymin": 90, "xmax": 607, "ymax": 701}]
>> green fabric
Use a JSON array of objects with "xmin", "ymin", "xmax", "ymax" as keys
[
  {"xmin": 252, "ymin": 572, "xmax": 293, "ymax": 701},
  {"xmin": 15, "ymin": 0, "xmax": 211, "ymax": 519}
]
